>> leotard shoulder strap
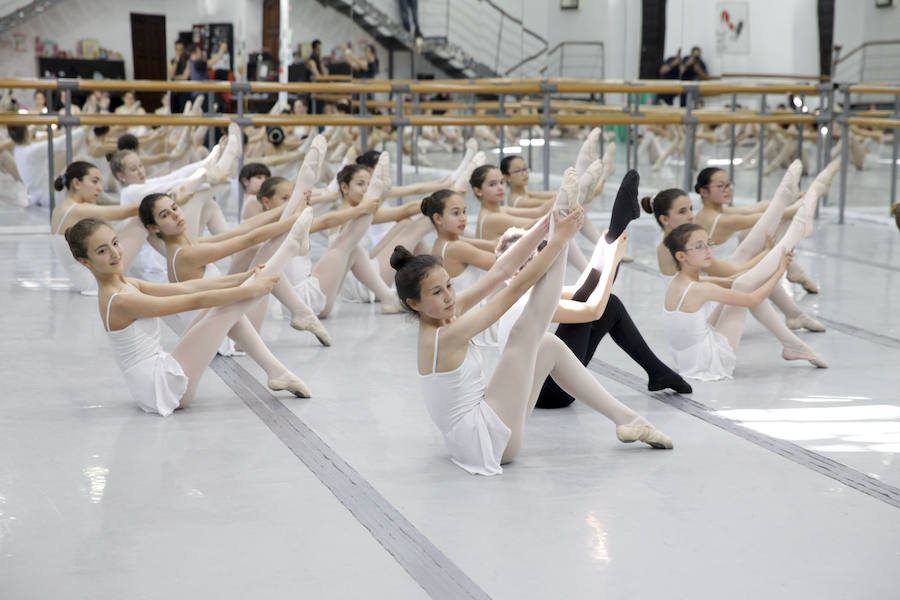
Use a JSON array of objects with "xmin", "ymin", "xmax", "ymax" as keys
[
  {"xmin": 54, "ymin": 202, "xmax": 80, "ymax": 235},
  {"xmin": 708, "ymin": 213, "xmax": 722, "ymax": 238},
  {"xmin": 476, "ymin": 211, "xmax": 488, "ymax": 238},
  {"xmin": 431, "ymin": 327, "xmax": 441, "ymax": 374},
  {"xmin": 170, "ymin": 247, "xmax": 184, "ymax": 283},
  {"xmin": 104, "ymin": 291, "xmax": 123, "ymax": 332},
  {"xmin": 439, "ymin": 241, "xmax": 449, "ymax": 260},
  {"xmin": 675, "ymin": 282, "xmax": 695, "ymax": 311}
]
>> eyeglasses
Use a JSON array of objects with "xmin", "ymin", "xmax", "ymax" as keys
[
  {"xmin": 705, "ymin": 182, "xmax": 734, "ymax": 191},
  {"xmin": 685, "ymin": 241, "xmax": 715, "ymax": 252},
  {"xmin": 508, "ymin": 167, "xmax": 529, "ymax": 176}
]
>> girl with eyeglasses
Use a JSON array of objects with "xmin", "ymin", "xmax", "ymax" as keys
[
  {"xmin": 659, "ymin": 172, "xmax": 829, "ymax": 380},
  {"xmin": 693, "ymin": 161, "xmax": 838, "ymax": 294}
]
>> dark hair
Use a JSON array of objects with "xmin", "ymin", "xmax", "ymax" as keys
[
  {"xmin": 108, "ymin": 149, "xmax": 136, "ymax": 177},
  {"xmin": 117, "ymin": 133, "xmax": 139, "ymax": 151},
  {"xmin": 257, "ymin": 176, "xmax": 290, "ymax": 206},
  {"xmin": 238, "ymin": 163, "xmax": 271, "ymax": 187},
  {"xmin": 138, "ymin": 193, "xmax": 171, "ymax": 229},
  {"xmin": 93, "ymin": 126, "xmax": 110, "ymax": 137},
  {"xmin": 337, "ymin": 164, "xmax": 368, "ymax": 195},
  {"xmin": 266, "ymin": 126, "xmax": 285, "ymax": 146},
  {"xmin": 499, "ymin": 155, "xmax": 523, "ymax": 175},
  {"xmin": 642, "ymin": 188, "xmax": 688, "ymax": 228},
  {"xmin": 65, "ymin": 217, "xmax": 109, "ymax": 261},
  {"xmin": 186, "ymin": 43, "xmax": 199, "ymax": 55},
  {"xmin": 356, "ymin": 150, "xmax": 381, "ymax": 169},
  {"xmin": 420, "ymin": 189, "xmax": 459, "ymax": 225},
  {"xmin": 390, "ymin": 246, "xmax": 442, "ymax": 313},
  {"xmin": 6, "ymin": 125, "xmax": 27, "ymax": 144},
  {"xmin": 470, "ymin": 164, "xmax": 499, "ymax": 190},
  {"xmin": 694, "ymin": 167, "xmax": 724, "ymax": 194},
  {"xmin": 663, "ymin": 223, "xmax": 704, "ymax": 267},
  {"xmin": 54, "ymin": 161, "xmax": 96, "ymax": 192},
  {"xmin": 312, "ymin": 39, "xmax": 322, "ymax": 50}
]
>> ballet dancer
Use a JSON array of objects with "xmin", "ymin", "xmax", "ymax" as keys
[
  {"xmin": 394, "ymin": 180, "xmax": 672, "ymax": 476},
  {"xmin": 644, "ymin": 181, "xmax": 826, "ymax": 333},
  {"xmin": 64, "ymin": 205, "xmax": 315, "ymax": 416},
  {"xmin": 493, "ymin": 170, "xmax": 692, "ymax": 402},
  {"xmin": 693, "ymin": 162, "xmax": 838, "ymax": 294},
  {"xmin": 661, "ymin": 183, "xmax": 828, "ymax": 381}
]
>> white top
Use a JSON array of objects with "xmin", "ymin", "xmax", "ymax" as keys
[
  {"xmin": 419, "ymin": 328, "xmax": 511, "ymax": 476},
  {"xmin": 708, "ymin": 213, "xmax": 739, "ymax": 259},
  {"xmin": 50, "ymin": 202, "xmax": 97, "ymax": 294},
  {"xmin": 662, "ymin": 281, "xmax": 736, "ymax": 381},
  {"xmin": 105, "ymin": 291, "xmax": 188, "ymax": 415}
]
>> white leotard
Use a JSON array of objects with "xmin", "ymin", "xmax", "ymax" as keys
[
  {"xmin": 440, "ymin": 242, "xmax": 497, "ymax": 351},
  {"xmin": 105, "ymin": 291, "xmax": 188, "ymax": 416},
  {"xmin": 419, "ymin": 327, "xmax": 511, "ymax": 476},
  {"xmin": 50, "ymin": 202, "xmax": 98, "ymax": 294},
  {"xmin": 708, "ymin": 213, "xmax": 739, "ymax": 258},
  {"xmin": 662, "ymin": 281, "xmax": 736, "ymax": 381}
]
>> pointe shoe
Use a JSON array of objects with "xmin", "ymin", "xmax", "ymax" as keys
[
  {"xmin": 785, "ymin": 313, "xmax": 825, "ymax": 332},
  {"xmin": 555, "ymin": 167, "xmax": 579, "ymax": 212},
  {"xmin": 616, "ymin": 419, "xmax": 674, "ymax": 449},
  {"xmin": 813, "ymin": 157, "xmax": 841, "ymax": 195},
  {"xmin": 782, "ymin": 346, "xmax": 828, "ymax": 368},
  {"xmin": 304, "ymin": 135, "xmax": 328, "ymax": 181},
  {"xmin": 342, "ymin": 143, "xmax": 358, "ymax": 166},
  {"xmin": 178, "ymin": 167, "xmax": 208, "ymax": 196},
  {"xmin": 575, "ymin": 127, "xmax": 601, "ymax": 176},
  {"xmin": 293, "ymin": 207, "xmax": 315, "ymax": 256},
  {"xmin": 601, "ymin": 141, "xmax": 616, "ymax": 178},
  {"xmin": 268, "ymin": 373, "xmax": 311, "ymax": 398},
  {"xmin": 578, "ymin": 159, "xmax": 604, "ymax": 205},
  {"xmin": 191, "ymin": 95, "xmax": 205, "ymax": 114},
  {"xmin": 464, "ymin": 137, "xmax": 478, "ymax": 156},
  {"xmin": 786, "ymin": 270, "xmax": 819, "ymax": 294},
  {"xmin": 291, "ymin": 315, "xmax": 332, "ymax": 346},
  {"xmin": 211, "ymin": 124, "xmax": 242, "ymax": 182}
]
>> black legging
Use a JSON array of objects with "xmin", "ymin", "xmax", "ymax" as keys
[{"xmin": 536, "ymin": 269, "xmax": 685, "ymax": 409}]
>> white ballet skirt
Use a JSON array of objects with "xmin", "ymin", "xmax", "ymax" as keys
[
  {"xmin": 420, "ymin": 329, "xmax": 511, "ymax": 476},
  {"xmin": 663, "ymin": 282, "xmax": 736, "ymax": 381},
  {"xmin": 50, "ymin": 203, "xmax": 97, "ymax": 295},
  {"xmin": 106, "ymin": 293, "xmax": 188, "ymax": 416}
]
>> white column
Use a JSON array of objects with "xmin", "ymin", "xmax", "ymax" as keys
[{"xmin": 279, "ymin": 0, "xmax": 291, "ymax": 106}]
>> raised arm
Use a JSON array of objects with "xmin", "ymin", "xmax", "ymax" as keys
[
  {"xmin": 311, "ymin": 196, "xmax": 378, "ymax": 232},
  {"xmin": 456, "ymin": 212, "xmax": 552, "ymax": 313},
  {"xmin": 443, "ymin": 209, "xmax": 581, "ymax": 346},
  {"xmin": 553, "ymin": 235, "xmax": 626, "ymax": 323},
  {"xmin": 112, "ymin": 271, "xmax": 276, "ymax": 323},
  {"xmin": 372, "ymin": 199, "xmax": 422, "ymax": 224}
]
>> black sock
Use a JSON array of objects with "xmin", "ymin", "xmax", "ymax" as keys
[{"xmin": 605, "ymin": 169, "xmax": 641, "ymax": 243}]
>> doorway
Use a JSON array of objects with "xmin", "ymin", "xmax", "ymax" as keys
[
  {"xmin": 262, "ymin": 0, "xmax": 280, "ymax": 59},
  {"xmin": 130, "ymin": 13, "xmax": 167, "ymax": 112}
]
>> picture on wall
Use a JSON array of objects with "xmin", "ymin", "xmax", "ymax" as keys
[{"xmin": 716, "ymin": 2, "xmax": 749, "ymax": 55}]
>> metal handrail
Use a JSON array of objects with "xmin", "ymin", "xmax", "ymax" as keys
[{"xmin": 833, "ymin": 39, "xmax": 900, "ymax": 69}]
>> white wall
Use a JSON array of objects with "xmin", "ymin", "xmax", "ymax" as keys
[
  {"xmin": 665, "ymin": 0, "xmax": 819, "ymax": 77},
  {"xmin": 834, "ymin": 0, "xmax": 900, "ymax": 79}
]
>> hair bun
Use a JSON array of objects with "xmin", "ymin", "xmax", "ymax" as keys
[
  {"xmin": 53, "ymin": 175, "xmax": 66, "ymax": 192},
  {"xmin": 389, "ymin": 245, "xmax": 414, "ymax": 270},
  {"xmin": 640, "ymin": 196, "xmax": 653, "ymax": 214}
]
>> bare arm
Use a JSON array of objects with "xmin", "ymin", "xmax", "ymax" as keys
[
  {"xmin": 553, "ymin": 236, "xmax": 625, "ymax": 323},
  {"xmin": 372, "ymin": 200, "xmax": 421, "ymax": 224},
  {"xmin": 134, "ymin": 271, "xmax": 251, "ymax": 296},
  {"xmin": 311, "ymin": 199, "xmax": 376, "ymax": 232},
  {"xmin": 446, "ymin": 240, "xmax": 497, "ymax": 272},
  {"xmin": 458, "ymin": 236, "xmax": 498, "ymax": 252}
]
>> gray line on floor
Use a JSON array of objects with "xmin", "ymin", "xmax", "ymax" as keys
[
  {"xmin": 588, "ymin": 358, "xmax": 900, "ymax": 510},
  {"xmin": 622, "ymin": 260, "xmax": 900, "ymax": 350},
  {"xmin": 160, "ymin": 316, "xmax": 490, "ymax": 599},
  {"xmin": 210, "ymin": 357, "xmax": 491, "ymax": 600}
]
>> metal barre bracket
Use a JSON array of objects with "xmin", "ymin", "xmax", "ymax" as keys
[
  {"xmin": 58, "ymin": 115, "xmax": 81, "ymax": 127},
  {"xmin": 391, "ymin": 84, "xmax": 411, "ymax": 94},
  {"xmin": 392, "ymin": 117, "xmax": 412, "ymax": 128},
  {"xmin": 539, "ymin": 81, "xmax": 558, "ymax": 94},
  {"xmin": 231, "ymin": 82, "xmax": 252, "ymax": 93},
  {"xmin": 231, "ymin": 116, "xmax": 253, "ymax": 127},
  {"xmin": 56, "ymin": 79, "xmax": 80, "ymax": 90}
]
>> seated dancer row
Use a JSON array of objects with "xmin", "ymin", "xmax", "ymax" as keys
[
  {"xmin": 657, "ymin": 160, "xmax": 837, "ymax": 381},
  {"xmin": 393, "ymin": 164, "xmax": 673, "ymax": 477},
  {"xmin": 64, "ymin": 192, "xmax": 316, "ymax": 416}
]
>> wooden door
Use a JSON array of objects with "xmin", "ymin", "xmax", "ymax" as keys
[
  {"xmin": 130, "ymin": 13, "xmax": 166, "ymax": 112},
  {"xmin": 262, "ymin": 0, "xmax": 280, "ymax": 59}
]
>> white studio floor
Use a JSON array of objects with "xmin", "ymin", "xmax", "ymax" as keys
[{"xmin": 1, "ymin": 137, "xmax": 899, "ymax": 599}]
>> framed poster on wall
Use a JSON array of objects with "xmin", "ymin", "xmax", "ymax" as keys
[{"xmin": 716, "ymin": 2, "xmax": 749, "ymax": 55}]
